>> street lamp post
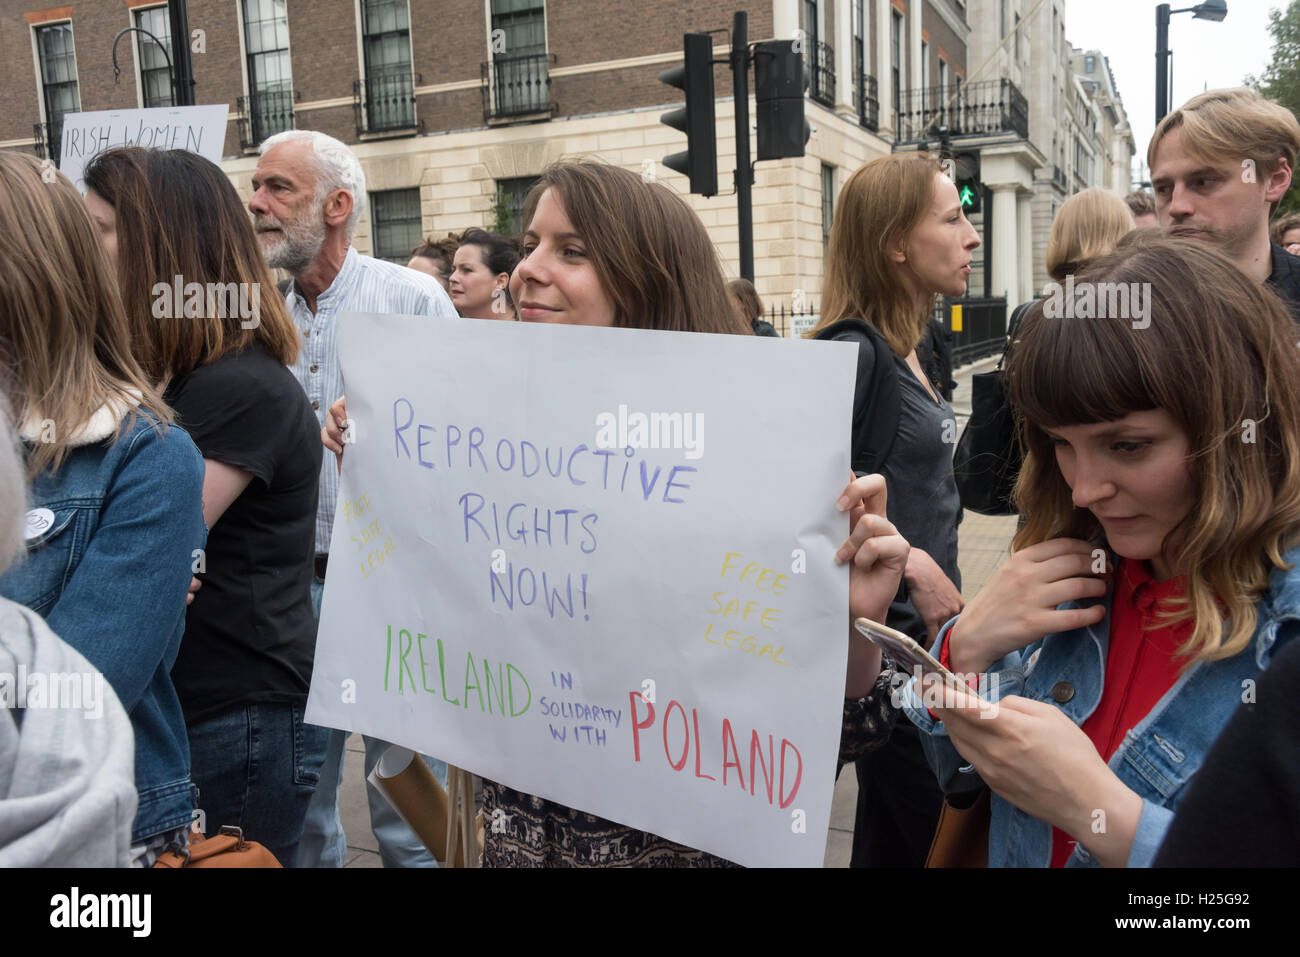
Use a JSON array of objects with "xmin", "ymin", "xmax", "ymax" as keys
[{"xmin": 1155, "ymin": 1, "xmax": 1228, "ymax": 124}]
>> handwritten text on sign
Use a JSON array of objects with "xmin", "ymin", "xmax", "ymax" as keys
[
  {"xmin": 57, "ymin": 105, "xmax": 228, "ymax": 192},
  {"xmin": 305, "ymin": 314, "xmax": 855, "ymax": 867}
]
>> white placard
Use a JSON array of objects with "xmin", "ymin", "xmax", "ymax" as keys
[
  {"xmin": 58, "ymin": 105, "xmax": 229, "ymax": 192},
  {"xmin": 305, "ymin": 314, "xmax": 856, "ymax": 867}
]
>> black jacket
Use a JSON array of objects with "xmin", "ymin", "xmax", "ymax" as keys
[{"xmin": 1267, "ymin": 242, "xmax": 1300, "ymax": 323}]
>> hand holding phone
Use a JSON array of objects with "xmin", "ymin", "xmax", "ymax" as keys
[{"xmin": 853, "ymin": 617, "xmax": 961, "ymax": 682}]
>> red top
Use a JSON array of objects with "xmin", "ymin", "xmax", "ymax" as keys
[{"xmin": 938, "ymin": 559, "xmax": 1191, "ymax": 867}]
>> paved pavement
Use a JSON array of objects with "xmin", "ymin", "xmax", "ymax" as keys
[{"xmin": 336, "ymin": 354, "xmax": 1017, "ymax": 868}]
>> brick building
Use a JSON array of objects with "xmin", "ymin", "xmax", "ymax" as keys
[{"xmin": 3, "ymin": 1, "xmax": 986, "ymax": 319}]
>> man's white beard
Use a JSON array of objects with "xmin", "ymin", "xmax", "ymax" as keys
[{"xmin": 257, "ymin": 212, "xmax": 326, "ymax": 276}]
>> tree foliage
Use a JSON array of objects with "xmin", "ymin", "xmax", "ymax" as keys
[{"xmin": 1247, "ymin": 1, "xmax": 1300, "ymax": 215}]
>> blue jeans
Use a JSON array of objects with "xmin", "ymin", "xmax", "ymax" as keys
[
  {"xmin": 186, "ymin": 702, "xmax": 330, "ymax": 867},
  {"xmin": 296, "ymin": 579, "xmax": 448, "ymax": 868}
]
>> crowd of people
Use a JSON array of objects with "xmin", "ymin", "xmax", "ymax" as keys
[{"xmin": 1, "ymin": 84, "xmax": 1298, "ymax": 868}]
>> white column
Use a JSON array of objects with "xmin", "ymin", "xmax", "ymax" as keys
[
  {"xmin": 835, "ymin": 0, "xmax": 853, "ymax": 108},
  {"xmin": 909, "ymin": 0, "xmax": 923, "ymax": 92},
  {"xmin": 1017, "ymin": 189, "xmax": 1033, "ymax": 302},
  {"xmin": 992, "ymin": 183, "xmax": 1019, "ymax": 305},
  {"xmin": 773, "ymin": 0, "xmax": 799, "ymax": 42},
  {"xmin": 875, "ymin": 0, "xmax": 892, "ymax": 135}
]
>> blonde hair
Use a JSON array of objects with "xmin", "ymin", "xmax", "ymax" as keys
[
  {"xmin": 812, "ymin": 153, "xmax": 945, "ymax": 356},
  {"xmin": 1149, "ymin": 88, "xmax": 1300, "ymax": 216},
  {"xmin": 0, "ymin": 153, "xmax": 170, "ymax": 478},
  {"xmin": 1046, "ymin": 188, "xmax": 1135, "ymax": 282},
  {"xmin": 1007, "ymin": 232, "xmax": 1300, "ymax": 667}
]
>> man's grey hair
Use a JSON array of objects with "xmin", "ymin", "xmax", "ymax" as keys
[
  {"xmin": 260, "ymin": 130, "xmax": 367, "ymax": 238},
  {"xmin": 0, "ymin": 396, "xmax": 27, "ymax": 577}
]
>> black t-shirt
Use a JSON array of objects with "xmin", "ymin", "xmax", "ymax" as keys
[{"xmin": 165, "ymin": 342, "xmax": 322, "ymax": 724}]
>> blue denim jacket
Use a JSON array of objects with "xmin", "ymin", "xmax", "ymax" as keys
[
  {"xmin": 902, "ymin": 546, "xmax": 1300, "ymax": 867},
  {"xmin": 1, "ymin": 408, "xmax": 206, "ymax": 843}
]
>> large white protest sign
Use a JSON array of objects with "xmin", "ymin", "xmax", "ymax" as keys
[
  {"xmin": 57, "ymin": 105, "xmax": 228, "ymax": 192},
  {"xmin": 305, "ymin": 315, "xmax": 856, "ymax": 867}
]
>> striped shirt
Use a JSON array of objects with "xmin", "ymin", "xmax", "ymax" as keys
[{"xmin": 285, "ymin": 246, "xmax": 458, "ymax": 555}]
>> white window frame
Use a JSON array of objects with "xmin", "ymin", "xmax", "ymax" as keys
[
  {"xmin": 354, "ymin": 0, "xmax": 418, "ymax": 133},
  {"xmin": 30, "ymin": 18, "xmax": 82, "ymax": 151}
]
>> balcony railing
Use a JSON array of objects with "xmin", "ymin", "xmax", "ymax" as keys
[
  {"xmin": 33, "ymin": 120, "xmax": 61, "ymax": 161},
  {"xmin": 354, "ymin": 71, "xmax": 418, "ymax": 135},
  {"xmin": 482, "ymin": 52, "xmax": 555, "ymax": 122},
  {"xmin": 894, "ymin": 77, "xmax": 1029, "ymax": 143},
  {"xmin": 237, "ymin": 89, "xmax": 298, "ymax": 150},
  {"xmin": 805, "ymin": 40, "xmax": 835, "ymax": 108},
  {"xmin": 856, "ymin": 73, "xmax": 879, "ymax": 132}
]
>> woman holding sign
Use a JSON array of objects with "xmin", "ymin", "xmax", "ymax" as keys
[
  {"xmin": 324, "ymin": 160, "xmax": 911, "ymax": 866},
  {"xmin": 906, "ymin": 233, "xmax": 1300, "ymax": 867},
  {"xmin": 85, "ymin": 147, "xmax": 329, "ymax": 866},
  {"xmin": 0, "ymin": 152, "xmax": 205, "ymax": 864}
]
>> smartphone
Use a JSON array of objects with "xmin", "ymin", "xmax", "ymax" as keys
[{"xmin": 853, "ymin": 617, "xmax": 962, "ymax": 681}]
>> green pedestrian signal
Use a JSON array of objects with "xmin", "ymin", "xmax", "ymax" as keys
[{"xmin": 953, "ymin": 150, "xmax": 981, "ymax": 215}]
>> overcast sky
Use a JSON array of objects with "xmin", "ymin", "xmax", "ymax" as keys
[{"xmin": 1063, "ymin": 0, "xmax": 1278, "ymax": 184}]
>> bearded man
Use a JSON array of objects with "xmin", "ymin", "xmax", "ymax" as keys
[{"xmin": 249, "ymin": 129, "xmax": 457, "ymax": 868}]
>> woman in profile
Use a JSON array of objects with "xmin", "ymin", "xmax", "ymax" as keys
[
  {"xmin": 449, "ymin": 228, "xmax": 521, "ymax": 320},
  {"xmin": 0, "ymin": 152, "xmax": 206, "ymax": 865},
  {"xmin": 808, "ymin": 153, "xmax": 979, "ymax": 868},
  {"xmin": 85, "ymin": 147, "xmax": 327, "ymax": 866}
]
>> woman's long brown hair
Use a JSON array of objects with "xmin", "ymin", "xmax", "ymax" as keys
[
  {"xmin": 520, "ymin": 161, "xmax": 748, "ymax": 335},
  {"xmin": 84, "ymin": 147, "xmax": 299, "ymax": 380},
  {"xmin": 0, "ymin": 152, "xmax": 170, "ymax": 478},
  {"xmin": 811, "ymin": 153, "xmax": 944, "ymax": 356},
  {"xmin": 1006, "ymin": 232, "xmax": 1300, "ymax": 665}
]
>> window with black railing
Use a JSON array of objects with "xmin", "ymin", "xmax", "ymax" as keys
[
  {"xmin": 804, "ymin": 39, "xmax": 835, "ymax": 108},
  {"xmin": 359, "ymin": 0, "xmax": 416, "ymax": 132},
  {"xmin": 242, "ymin": 0, "xmax": 294, "ymax": 145},
  {"xmin": 484, "ymin": 0, "xmax": 550, "ymax": 120},
  {"xmin": 35, "ymin": 22, "xmax": 79, "ymax": 162},
  {"xmin": 894, "ymin": 77, "xmax": 1029, "ymax": 143},
  {"xmin": 238, "ymin": 89, "xmax": 297, "ymax": 150},
  {"xmin": 851, "ymin": 0, "xmax": 878, "ymax": 132},
  {"xmin": 483, "ymin": 53, "xmax": 554, "ymax": 120},
  {"xmin": 370, "ymin": 188, "xmax": 423, "ymax": 264},
  {"xmin": 135, "ymin": 5, "xmax": 174, "ymax": 108}
]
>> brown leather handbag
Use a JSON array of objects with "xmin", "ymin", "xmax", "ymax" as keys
[
  {"xmin": 153, "ymin": 826, "xmax": 282, "ymax": 868},
  {"xmin": 925, "ymin": 789, "xmax": 991, "ymax": 868}
]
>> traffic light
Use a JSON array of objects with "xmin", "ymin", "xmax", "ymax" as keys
[
  {"xmin": 953, "ymin": 150, "xmax": 982, "ymax": 215},
  {"xmin": 658, "ymin": 33, "xmax": 718, "ymax": 197},
  {"xmin": 754, "ymin": 40, "xmax": 809, "ymax": 161}
]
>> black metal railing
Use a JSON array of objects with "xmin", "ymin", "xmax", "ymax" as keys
[
  {"xmin": 764, "ymin": 300, "xmax": 820, "ymax": 338},
  {"xmin": 944, "ymin": 296, "xmax": 1008, "ymax": 365},
  {"xmin": 804, "ymin": 40, "xmax": 835, "ymax": 108},
  {"xmin": 482, "ymin": 52, "xmax": 555, "ymax": 121},
  {"xmin": 33, "ymin": 121, "xmax": 61, "ymax": 161},
  {"xmin": 237, "ymin": 89, "xmax": 298, "ymax": 150},
  {"xmin": 856, "ymin": 73, "xmax": 880, "ymax": 131},
  {"xmin": 354, "ymin": 72, "xmax": 417, "ymax": 135},
  {"xmin": 894, "ymin": 78, "xmax": 1029, "ymax": 143}
]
